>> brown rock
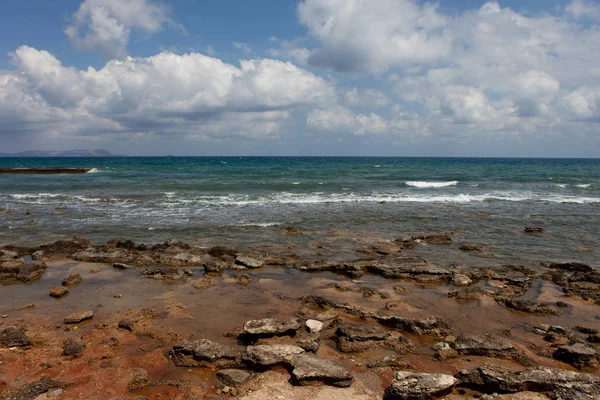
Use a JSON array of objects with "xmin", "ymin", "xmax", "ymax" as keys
[
  {"xmin": 50, "ymin": 286, "xmax": 69, "ymax": 298},
  {"xmin": 61, "ymin": 273, "xmax": 82, "ymax": 286},
  {"xmin": 64, "ymin": 310, "xmax": 94, "ymax": 324}
]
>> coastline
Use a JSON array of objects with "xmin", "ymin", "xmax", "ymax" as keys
[{"xmin": 1, "ymin": 229, "xmax": 599, "ymax": 399}]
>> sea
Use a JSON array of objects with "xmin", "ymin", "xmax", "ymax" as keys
[{"xmin": 0, "ymin": 157, "xmax": 598, "ymax": 266}]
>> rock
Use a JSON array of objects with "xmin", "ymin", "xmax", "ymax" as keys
[
  {"xmin": 64, "ymin": 310, "xmax": 94, "ymax": 324},
  {"xmin": 315, "ymin": 309, "xmax": 339, "ymax": 321},
  {"xmin": 235, "ymin": 255, "xmax": 264, "ymax": 269},
  {"xmin": 434, "ymin": 342, "xmax": 459, "ymax": 361},
  {"xmin": 234, "ymin": 271, "xmax": 252, "ymax": 286},
  {"xmin": 297, "ymin": 338, "xmax": 320, "ymax": 353},
  {"xmin": 0, "ymin": 260, "xmax": 47, "ymax": 282},
  {"xmin": 282, "ymin": 227, "xmax": 303, "ymax": 235},
  {"xmin": 410, "ymin": 235, "xmax": 452, "ymax": 244},
  {"xmin": 140, "ymin": 267, "xmax": 184, "ymax": 280},
  {"xmin": 207, "ymin": 246, "xmax": 237, "ymax": 257},
  {"xmin": 289, "ymin": 354, "xmax": 353, "ymax": 387},
  {"xmin": 459, "ymin": 243, "xmax": 484, "ymax": 252},
  {"xmin": 451, "ymin": 273, "xmax": 473, "ymax": 286},
  {"xmin": 242, "ymin": 318, "xmax": 302, "ymax": 338},
  {"xmin": 118, "ymin": 319, "xmax": 134, "ymax": 332},
  {"xmin": 217, "ymin": 369, "xmax": 252, "ymax": 386},
  {"xmin": 364, "ymin": 257, "xmax": 449, "ymax": 281},
  {"xmin": 62, "ymin": 338, "xmax": 86, "ymax": 357},
  {"xmin": 553, "ymin": 343, "xmax": 600, "ymax": 370},
  {"xmin": 191, "ymin": 275, "xmax": 218, "ymax": 290},
  {"xmin": 452, "ymin": 333, "xmax": 520, "ymax": 360},
  {"xmin": 49, "ymin": 286, "xmax": 69, "ymax": 298},
  {"xmin": 305, "ymin": 319, "xmax": 323, "ymax": 333},
  {"xmin": 504, "ymin": 300, "xmax": 565, "ymax": 315},
  {"xmin": 61, "ymin": 273, "xmax": 82, "ymax": 286},
  {"xmin": 375, "ymin": 315, "xmax": 452, "ymax": 337},
  {"xmin": 244, "ymin": 344, "xmax": 304, "ymax": 368},
  {"xmin": 3, "ymin": 377, "xmax": 64, "ymax": 400},
  {"xmin": 456, "ymin": 364, "xmax": 600, "ymax": 398},
  {"xmin": 448, "ymin": 286, "xmax": 487, "ymax": 301},
  {"xmin": 113, "ymin": 263, "xmax": 133, "ymax": 269},
  {"xmin": 169, "ymin": 339, "xmax": 244, "ymax": 368},
  {"xmin": 577, "ymin": 326, "xmax": 599, "ymax": 335},
  {"xmin": 335, "ymin": 321, "xmax": 413, "ymax": 353},
  {"xmin": 548, "ymin": 262, "xmax": 593, "ymax": 273},
  {"xmin": 0, "ymin": 326, "xmax": 33, "ymax": 347},
  {"xmin": 524, "ymin": 226, "xmax": 544, "ymax": 233},
  {"xmin": 384, "ymin": 371, "xmax": 457, "ymax": 400},
  {"xmin": 127, "ymin": 368, "xmax": 150, "ymax": 391},
  {"xmin": 204, "ymin": 259, "xmax": 227, "ymax": 273},
  {"xmin": 294, "ymin": 260, "xmax": 365, "ymax": 278}
]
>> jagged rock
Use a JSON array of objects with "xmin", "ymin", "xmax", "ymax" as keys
[
  {"xmin": 217, "ymin": 369, "xmax": 252, "ymax": 386},
  {"xmin": 50, "ymin": 286, "xmax": 69, "ymax": 298},
  {"xmin": 297, "ymin": 338, "xmax": 320, "ymax": 353},
  {"xmin": 234, "ymin": 271, "xmax": 252, "ymax": 286},
  {"xmin": 504, "ymin": 300, "xmax": 565, "ymax": 315},
  {"xmin": 61, "ymin": 273, "xmax": 82, "ymax": 286},
  {"xmin": 448, "ymin": 286, "xmax": 487, "ymax": 301},
  {"xmin": 434, "ymin": 342, "xmax": 459, "ymax": 361},
  {"xmin": 243, "ymin": 344, "xmax": 304, "ymax": 368},
  {"xmin": 288, "ymin": 354, "xmax": 353, "ymax": 387},
  {"xmin": 384, "ymin": 371, "xmax": 457, "ymax": 400},
  {"xmin": 0, "ymin": 260, "xmax": 47, "ymax": 282},
  {"xmin": 375, "ymin": 315, "xmax": 452, "ymax": 337},
  {"xmin": 524, "ymin": 226, "xmax": 544, "ymax": 233},
  {"xmin": 169, "ymin": 339, "xmax": 244, "ymax": 368},
  {"xmin": 577, "ymin": 326, "xmax": 599, "ymax": 335},
  {"xmin": 305, "ymin": 319, "xmax": 323, "ymax": 333},
  {"xmin": 411, "ymin": 235, "xmax": 452, "ymax": 244},
  {"xmin": 235, "ymin": 255, "xmax": 264, "ymax": 269},
  {"xmin": 207, "ymin": 246, "xmax": 237, "ymax": 257},
  {"xmin": 547, "ymin": 262, "xmax": 593, "ymax": 273},
  {"xmin": 459, "ymin": 243, "xmax": 484, "ymax": 252},
  {"xmin": 204, "ymin": 259, "xmax": 227, "ymax": 273},
  {"xmin": 315, "ymin": 309, "xmax": 339, "ymax": 321},
  {"xmin": 128, "ymin": 368, "xmax": 149, "ymax": 391},
  {"xmin": 242, "ymin": 318, "xmax": 301, "ymax": 338},
  {"xmin": 140, "ymin": 267, "xmax": 184, "ymax": 280},
  {"xmin": 62, "ymin": 338, "xmax": 86, "ymax": 357},
  {"xmin": 64, "ymin": 310, "xmax": 94, "ymax": 324},
  {"xmin": 452, "ymin": 333, "xmax": 520, "ymax": 360},
  {"xmin": 553, "ymin": 343, "xmax": 600, "ymax": 370},
  {"xmin": 0, "ymin": 326, "xmax": 33, "ymax": 347},
  {"xmin": 3, "ymin": 377, "xmax": 64, "ymax": 400},
  {"xmin": 335, "ymin": 321, "xmax": 413, "ymax": 353},
  {"xmin": 364, "ymin": 257, "xmax": 449, "ymax": 281},
  {"xmin": 113, "ymin": 263, "xmax": 133, "ymax": 270},
  {"xmin": 456, "ymin": 364, "xmax": 600, "ymax": 398},
  {"xmin": 294, "ymin": 260, "xmax": 365, "ymax": 278},
  {"xmin": 191, "ymin": 275, "xmax": 218, "ymax": 290},
  {"xmin": 117, "ymin": 319, "xmax": 134, "ymax": 332},
  {"xmin": 451, "ymin": 273, "xmax": 473, "ymax": 286}
]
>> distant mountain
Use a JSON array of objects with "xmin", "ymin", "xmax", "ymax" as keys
[{"xmin": 0, "ymin": 149, "xmax": 123, "ymax": 157}]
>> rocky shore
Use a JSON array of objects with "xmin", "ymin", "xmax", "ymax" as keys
[{"xmin": 1, "ymin": 230, "xmax": 599, "ymax": 399}]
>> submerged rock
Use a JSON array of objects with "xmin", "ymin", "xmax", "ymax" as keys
[
  {"xmin": 169, "ymin": 339, "xmax": 244, "ymax": 368},
  {"xmin": 335, "ymin": 320, "xmax": 413, "ymax": 353},
  {"xmin": 113, "ymin": 263, "xmax": 133, "ymax": 270},
  {"xmin": 61, "ymin": 273, "xmax": 82, "ymax": 286},
  {"xmin": 64, "ymin": 310, "xmax": 94, "ymax": 324},
  {"xmin": 0, "ymin": 258, "xmax": 47, "ymax": 282},
  {"xmin": 0, "ymin": 326, "xmax": 33, "ymax": 348},
  {"xmin": 288, "ymin": 354, "xmax": 353, "ymax": 387},
  {"xmin": 384, "ymin": 371, "xmax": 457, "ymax": 400},
  {"xmin": 547, "ymin": 262, "xmax": 593, "ymax": 273},
  {"xmin": 504, "ymin": 299, "xmax": 566, "ymax": 315},
  {"xmin": 524, "ymin": 226, "xmax": 544, "ymax": 233},
  {"xmin": 410, "ymin": 235, "xmax": 452, "ymax": 244},
  {"xmin": 140, "ymin": 267, "xmax": 184, "ymax": 281},
  {"xmin": 191, "ymin": 275, "xmax": 218, "ymax": 290},
  {"xmin": 553, "ymin": 343, "xmax": 600, "ymax": 370}
]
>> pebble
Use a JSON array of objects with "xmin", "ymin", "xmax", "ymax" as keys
[{"xmin": 1, "ymin": 315, "xmax": 8, "ymax": 319}]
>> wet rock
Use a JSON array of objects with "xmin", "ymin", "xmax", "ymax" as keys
[
  {"xmin": 7, "ymin": 236, "xmax": 93, "ymax": 261},
  {"xmin": 140, "ymin": 267, "xmax": 184, "ymax": 281},
  {"xmin": 64, "ymin": 310, "xmax": 94, "ymax": 324},
  {"xmin": 375, "ymin": 315, "xmax": 452, "ymax": 337},
  {"xmin": 459, "ymin": 243, "xmax": 484, "ymax": 252},
  {"xmin": 524, "ymin": 226, "xmax": 544, "ymax": 233},
  {"xmin": 384, "ymin": 371, "xmax": 457, "ymax": 400},
  {"xmin": 452, "ymin": 333, "xmax": 521, "ymax": 361},
  {"xmin": 117, "ymin": 319, "xmax": 134, "ymax": 332},
  {"xmin": 410, "ymin": 235, "xmax": 452, "ymax": 244},
  {"xmin": 128, "ymin": 369, "xmax": 149, "ymax": 391},
  {"xmin": 577, "ymin": 326, "xmax": 599, "ymax": 335},
  {"xmin": 61, "ymin": 273, "xmax": 82, "ymax": 286},
  {"xmin": 242, "ymin": 318, "xmax": 301, "ymax": 339},
  {"xmin": 169, "ymin": 339, "xmax": 244, "ymax": 368},
  {"xmin": 305, "ymin": 319, "xmax": 323, "ymax": 333},
  {"xmin": 191, "ymin": 275, "xmax": 218, "ymax": 290},
  {"xmin": 235, "ymin": 255, "xmax": 264, "ymax": 269},
  {"xmin": 301, "ymin": 295, "xmax": 374, "ymax": 319},
  {"xmin": 456, "ymin": 364, "xmax": 600, "ymax": 398},
  {"xmin": 315, "ymin": 309, "xmax": 339, "ymax": 321},
  {"xmin": 204, "ymin": 259, "xmax": 227, "ymax": 273},
  {"xmin": 297, "ymin": 338, "xmax": 320, "ymax": 353},
  {"xmin": 368, "ymin": 243, "xmax": 402, "ymax": 255},
  {"xmin": 0, "ymin": 326, "xmax": 33, "ymax": 347},
  {"xmin": 62, "ymin": 338, "xmax": 85, "ymax": 357},
  {"xmin": 451, "ymin": 273, "xmax": 473, "ymax": 286},
  {"xmin": 335, "ymin": 321, "xmax": 413, "ymax": 353},
  {"xmin": 295, "ymin": 260, "xmax": 365, "ymax": 278},
  {"xmin": 364, "ymin": 256, "xmax": 449, "ymax": 281},
  {"xmin": 243, "ymin": 344, "xmax": 304, "ymax": 368},
  {"xmin": 207, "ymin": 246, "xmax": 237, "ymax": 258},
  {"xmin": 234, "ymin": 271, "xmax": 252, "ymax": 286},
  {"xmin": 49, "ymin": 286, "xmax": 69, "ymax": 298},
  {"xmin": 553, "ymin": 343, "xmax": 600, "ymax": 369},
  {"xmin": 448, "ymin": 286, "xmax": 487, "ymax": 301},
  {"xmin": 3, "ymin": 377, "xmax": 64, "ymax": 400},
  {"xmin": 434, "ymin": 342, "xmax": 459, "ymax": 361},
  {"xmin": 547, "ymin": 262, "xmax": 593, "ymax": 273},
  {"xmin": 0, "ymin": 260, "xmax": 47, "ymax": 282},
  {"xmin": 113, "ymin": 263, "xmax": 133, "ymax": 270},
  {"xmin": 282, "ymin": 227, "xmax": 303, "ymax": 235},
  {"xmin": 217, "ymin": 369, "xmax": 252, "ymax": 386},
  {"xmin": 504, "ymin": 300, "xmax": 566, "ymax": 315},
  {"xmin": 587, "ymin": 334, "xmax": 600, "ymax": 343},
  {"xmin": 288, "ymin": 354, "xmax": 353, "ymax": 387}
]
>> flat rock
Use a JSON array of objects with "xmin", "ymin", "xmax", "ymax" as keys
[
  {"xmin": 170, "ymin": 339, "xmax": 244, "ymax": 368},
  {"xmin": 50, "ymin": 286, "xmax": 69, "ymax": 298},
  {"xmin": 217, "ymin": 369, "xmax": 252, "ymax": 386},
  {"xmin": 524, "ymin": 226, "xmax": 544, "ymax": 233},
  {"xmin": 289, "ymin": 354, "xmax": 353, "ymax": 387},
  {"xmin": 548, "ymin": 262, "xmax": 593, "ymax": 273},
  {"xmin": 62, "ymin": 338, "xmax": 86, "ymax": 357},
  {"xmin": 113, "ymin": 263, "xmax": 133, "ymax": 269},
  {"xmin": 243, "ymin": 318, "xmax": 301, "ymax": 338},
  {"xmin": 459, "ymin": 243, "xmax": 484, "ymax": 252},
  {"xmin": 504, "ymin": 300, "xmax": 564, "ymax": 315},
  {"xmin": 235, "ymin": 255, "xmax": 264, "ymax": 269},
  {"xmin": 305, "ymin": 319, "xmax": 323, "ymax": 333},
  {"xmin": 452, "ymin": 333, "xmax": 518, "ymax": 360},
  {"xmin": 64, "ymin": 310, "xmax": 94, "ymax": 324},
  {"xmin": 244, "ymin": 344, "xmax": 304, "ymax": 368},
  {"xmin": 553, "ymin": 343, "xmax": 600, "ymax": 370},
  {"xmin": 3, "ymin": 377, "xmax": 64, "ymax": 400},
  {"xmin": 61, "ymin": 273, "xmax": 82, "ymax": 286},
  {"xmin": 375, "ymin": 315, "xmax": 452, "ymax": 337},
  {"xmin": 335, "ymin": 321, "xmax": 413, "ymax": 353},
  {"xmin": 0, "ymin": 260, "xmax": 47, "ymax": 282},
  {"xmin": 315, "ymin": 309, "xmax": 339, "ymax": 321},
  {"xmin": 384, "ymin": 371, "xmax": 457, "ymax": 400},
  {"xmin": 0, "ymin": 326, "xmax": 33, "ymax": 347},
  {"xmin": 191, "ymin": 275, "xmax": 218, "ymax": 290},
  {"xmin": 411, "ymin": 235, "xmax": 452, "ymax": 244}
]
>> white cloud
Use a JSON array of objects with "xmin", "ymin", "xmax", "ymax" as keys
[
  {"xmin": 0, "ymin": 46, "xmax": 336, "ymax": 141},
  {"xmin": 233, "ymin": 42, "xmax": 252, "ymax": 53},
  {"xmin": 566, "ymin": 0, "xmax": 600, "ymax": 20},
  {"xmin": 344, "ymin": 88, "xmax": 390, "ymax": 107},
  {"xmin": 65, "ymin": 0, "xmax": 182, "ymax": 58}
]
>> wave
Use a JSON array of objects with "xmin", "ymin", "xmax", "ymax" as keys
[
  {"xmin": 87, "ymin": 168, "xmax": 100, "ymax": 173},
  {"xmin": 576, "ymin": 184, "xmax": 592, "ymax": 188},
  {"xmin": 406, "ymin": 181, "xmax": 458, "ymax": 188}
]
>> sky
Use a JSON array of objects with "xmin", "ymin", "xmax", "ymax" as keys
[{"xmin": 0, "ymin": 0, "xmax": 599, "ymax": 157}]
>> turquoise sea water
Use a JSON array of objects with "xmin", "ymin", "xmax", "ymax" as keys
[{"xmin": 0, "ymin": 157, "xmax": 599, "ymax": 265}]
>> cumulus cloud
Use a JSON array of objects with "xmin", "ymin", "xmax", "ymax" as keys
[
  {"xmin": 233, "ymin": 42, "xmax": 252, "ymax": 53},
  {"xmin": 65, "ymin": 0, "xmax": 182, "ymax": 58},
  {"xmin": 566, "ymin": 0, "xmax": 600, "ymax": 20},
  {"xmin": 0, "ymin": 46, "xmax": 335, "ymax": 141},
  {"xmin": 344, "ymin": 88, "xmax": 390, "ymax": 107}
]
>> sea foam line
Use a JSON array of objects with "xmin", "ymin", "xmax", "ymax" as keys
[{"xmin": 406, "ymin": 181, "xmax": 459, "ymax": 188}]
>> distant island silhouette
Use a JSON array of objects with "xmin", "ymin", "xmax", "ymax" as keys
[{"xmin": 0, "ymin": 149, "xmax": 123, "ymax": 157}]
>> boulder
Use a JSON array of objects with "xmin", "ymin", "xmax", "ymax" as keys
[
  {"xmin": 553, "ymin": 343, "xmax": 600, "ymax": 370},
  {"xmin": 243, "ymin": 344, "xmax": 304, "ymax": 368},
  {"xmin": 169, "ymin": 339, "xmax": 244, "ymax": 368},
  {"xmin": 0, "ymin": 326, "xmax": 33, "ymax": 347},
  {"xmin": 50, "ymin": 286, "xmax": 69, "ymax": 298},
  {"xmin": 64, "ymin": 310, "xmax": 94, "ymax": 324},
  {"xmin": 384, "ymin": 371, "xmax": 457, "ymax": 400},
  {"xmin": 288, "ymin": 354, "xmax": 353, "ymax": 387},
  {"xmin": 61, "ymin": 273, "xmax": 82, "ymax": 286},
  {"xmin": 235, "ymin": 255, "xmax": 264, "ymax": 269}
]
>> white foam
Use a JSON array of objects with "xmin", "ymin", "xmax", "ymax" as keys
[
  {"xmin": 576, "ymin": 184, "xmax": 592, "ymax": 188},
  {"xmin": 556, "ymin": 184, "xmax": 567, "ymax": 188},
  {"xmin": 163, "ymin": 192, "xmax": 176, "ymax": 198},
  {"xmin": 87, "ymin": 168, "xmax": 100, "ymax": 173},
  {"xmin": 406, "ymin": 181, "xmax": 458, "ymax": 188},
  {"xmin": 292, "ymin": 182, "xmax": 300, "ymax": 185}
]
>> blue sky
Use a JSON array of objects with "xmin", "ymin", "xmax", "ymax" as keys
[{"xmin": 0, "ymin": 0, "xmax": 599, "ymax": 156}]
